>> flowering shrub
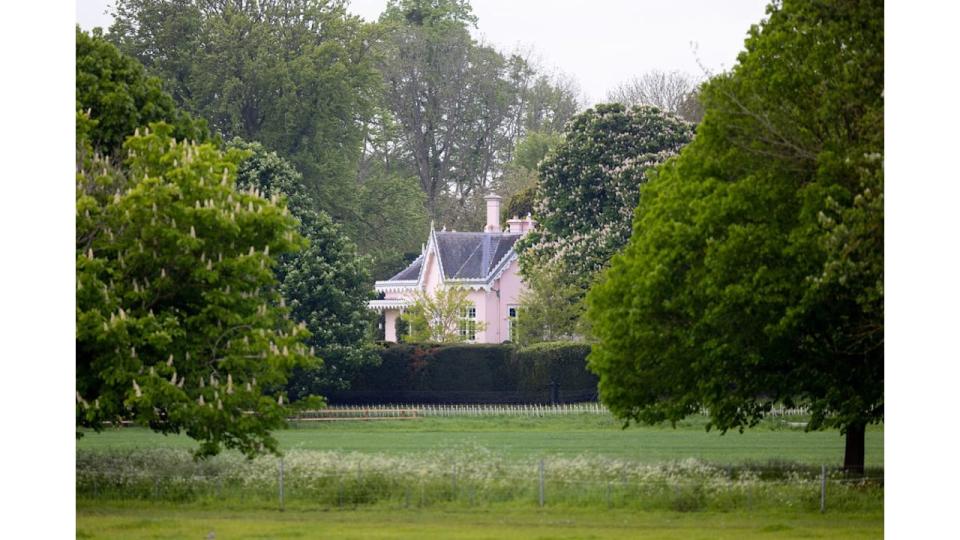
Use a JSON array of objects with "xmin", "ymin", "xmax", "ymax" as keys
[{"xmin": 516, "ymin": 104, "xmax": 694, "ymax": 293}]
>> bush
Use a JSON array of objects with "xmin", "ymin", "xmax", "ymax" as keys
[
  {"xmin": 324, "ymin": 342, "xmax": 598, "ymax": 404},
  {"xmin": 512, "ymin": 341, "xmax": 595, "ymax": 394}
]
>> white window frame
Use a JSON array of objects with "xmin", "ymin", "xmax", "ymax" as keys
[{"xmin": 459, "ymin": 305, "xmax": 477, "ymax": 341}]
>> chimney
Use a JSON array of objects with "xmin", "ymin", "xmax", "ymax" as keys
[
  {"xmin": 507, "ymin": 214, "xmax": 537, "ymax": 235},
  {"xmin": 484, "ymin": 194, "xmax": 502, "ymax": 232}
]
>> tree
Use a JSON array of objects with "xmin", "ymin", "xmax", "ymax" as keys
[
  {"xmin": 400, "ymin": 287, "xmax": 486, "ymax": 343},
  {"xmin": 501, "ymin": 50, "xmax": 581, "ymax": 150},
  {"xmin": 607, "ymin": 70, "xmax": 703, "ymax": 123},
  {"xmin": 353, "ymin": 112, "xmax": 431, "ymax": 277},
  {"xmin": 109, "ymin": 0, "xmax": 380, "ymax": 232},
  {"xmin": 502, "ymin": 184, "xmax": 536, "ymax": 225},
  {"xmin": 76, "ymin": 121, "xmax": 312, "ymax": 459},
  {"xmin": 76, "ymin": 26, "xmax": 210, "ymax": 156},
  {"xmin": 514, "ymin": 265, "xmax": 585, "ymax": 346},
  {"xmin": 497, "ymin": 131, "xmax": 563, "ymax": 222},
  {"xmin": 586, "ymin": 0, "xmax": 882, "ymax": 473},
  {"xmin": 377, "ymin": 0, "xmax": 510, "ymax": 222},
  {"xmin": 516, "ymin": 104, "xmax": 694, "ymax": 294},
  {"xmin": 375, "ymin": 1, "xmax": 580, "ymax": 227},
  {"xmin": 229, "ymin": 140, "xmax": 379, "ymax": 396}
]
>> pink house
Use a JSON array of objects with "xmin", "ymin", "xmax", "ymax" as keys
[{"xmin": 369, "ymin": 195, "xmax": 535, "ymax": 343}]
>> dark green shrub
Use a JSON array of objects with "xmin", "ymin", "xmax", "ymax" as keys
[
  {"xmin": 513, "ymin": 341, "xmax": 596, "ymax": 395},
  {"xmin": 325, "ymin": 342, "xmax": 598, "ymax": 404}
]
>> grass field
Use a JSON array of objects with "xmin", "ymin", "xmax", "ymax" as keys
[
  {"xmin": 76, "ymin": 502, "xmax": 883, "ymax": 539},
  {"xmin": 77, "ymin": 414, "xmax": 884, "ymax": 466},
  {"xmin": 77, "ymin": 413, "xmax": 883, "ymax": 538}
]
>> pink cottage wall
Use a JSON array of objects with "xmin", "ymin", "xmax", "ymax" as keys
[{"xmin": 475, "ymin": 258, "xmax": 523, "ymax": 343}]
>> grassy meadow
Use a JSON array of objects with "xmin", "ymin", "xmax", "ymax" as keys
[
  {"xmin": 77, "ymin": 413, "xmax": 884, "ymax": 466},
  {"xmin": 77, "ymin": 413, "xmax": 883, "ymax": 538}
]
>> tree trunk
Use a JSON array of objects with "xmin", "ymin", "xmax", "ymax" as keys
[{"xmin": 843, "ymin": 422, "xmax": 866, "ymax": 475}]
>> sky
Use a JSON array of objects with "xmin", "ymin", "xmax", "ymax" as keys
[{"xmin": 76, "ymin": 0, "xmax": 770, "ymax": 104}]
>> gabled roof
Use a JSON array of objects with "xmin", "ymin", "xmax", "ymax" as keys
[
  {"xmin": 434, "ymin": 232, "xmax": 520, "ymax": 280},
  {"xmin": 387, "ymin": 254, "xmax": 423, "ymax": 281},
  {"xmin": 378, "ymin": 227, "xmax": 521, "ymax": 290}
]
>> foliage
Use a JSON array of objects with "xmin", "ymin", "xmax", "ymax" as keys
[
  {"xmin": 109, "ymin": 0, "xmax": 381, "ymax": 236},
  {"xmin": 353, "ymin": 161, "xmax": 430, "ymax": 278},
  {"xmin": 512, "ymin": 341, "xmax": 596, "ymax": 394},
  {"xmin": 76, "ymin": 27, "xmax": 210, "ymax": 156},
  {"xmin": 503, "ymin": 185, "xmax": 536, "ymax": 224},
  {"xmin": 375, "ymin": 0, "xmax": 579, "ymax": 225},
  {"xmin": 76, "ymin": 122, "xmax": 312, "ymax": 458},
  {"xmin": 400, "ymin": 287, "xmax": 486, "ymax": 343},
  {"xmin": 514, "ymin": 266, "xmax": 586, "ymax": 346},
  {"xmin": 510, "ymin": 130, "xmax": 564, "ymax": 172},
  {"xmin": 497, "ymin": 130, "xmax": 563, "ymax": 222},
  {"xmin": 329, "ymin": 342, "xmax": 596, "ymax": 403},
  {"xmin": 229, "ymin": 140, "xmax": 378, "ymax": 396},
  {"xmin": 585, "ymin": 0, "xmax": 883, "ymax": 471},
  {"xmin": 516, "ymin": 103, "xmax": 694, "ymax": 294}
]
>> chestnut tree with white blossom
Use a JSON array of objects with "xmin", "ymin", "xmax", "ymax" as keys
[{"xmin": 515, "ymin": 103, "xmax": 694, "ymax": 297}]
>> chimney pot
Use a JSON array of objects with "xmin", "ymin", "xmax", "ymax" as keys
[
  {"xmin": 507, "ymin": 214, "xmax": 536, "ymax": 235},
  {"xmin": 484, "ymin": 194, "xmax": 502, "ymax": 232}
]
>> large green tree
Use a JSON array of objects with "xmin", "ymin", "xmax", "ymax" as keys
[
  {"xmin": 76, "ymin": 29, "xmax": 314, "ymax": 458},
  {"xmin": 375, "ymin": 0, "xmax": 579, "ymax": 228},
  {"xmin": 109, "ymin": 0, "xmax": 380, "ymax": 232},
  {"xmin": 76, "ymin": 121, "xmax": 312, "ymax": 458},
  {"xmin": 516, "ymin": 104, "xmax": 694, "ymax": 293},
  {"xmin": 76, "ymin": 26, "xmax": 210, "ymax": 156},
  {"xmin": 230, "ymin": 140, "xmax": 378, "ymax": 396},
  {"xmin": 586, "ymin": 0, "xmax": 883, "ymax": 473}
]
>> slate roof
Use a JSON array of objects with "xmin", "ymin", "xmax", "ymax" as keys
[
  {"xmin": 388, "ymin": 255, "xmax": 423, "ymax": 281},
  {"xmin": 385, "ymin": 231, "xmax": 521, "ymax": 283}
]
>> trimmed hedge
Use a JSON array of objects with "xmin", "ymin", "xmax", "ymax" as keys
[{"xmin": 324, "ymin": 342, "xmax": 598, "ymax": 405}]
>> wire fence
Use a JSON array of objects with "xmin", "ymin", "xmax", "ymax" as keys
[{"xmin": 76, "ymin": 458, "xmax": 882, "ymax": 513}]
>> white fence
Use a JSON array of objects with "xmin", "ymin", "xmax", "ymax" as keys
[{"xmin": 298, "ymin": 402, "xmax": 809, "ymax": 419}]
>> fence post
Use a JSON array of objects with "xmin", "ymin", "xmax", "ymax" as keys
[
  {"xmin": 606, "ymin": 481, "xmax": 612, "ymax": 509},
  {"xmin": 278, "ymin": 458, "xmax": 285, "ymax": 512},
  {"xmin": 820, "ymin": 464, "xmax": 826, "ymax": 513},
  {"xmin": 338, "ymin": 476, "xmax": 343, "ymax": 508},
  {"xmin": 538, "ymin": 459, "xmax": 545, "ymax": 507}
]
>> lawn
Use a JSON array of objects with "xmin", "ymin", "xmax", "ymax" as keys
[
  {"xmin": 77, "ymin": 414, "xmax": 884, "ymax": 467},
  {"xmin": 77, "ymin": 414, "xmax": 883, "ymax": 538},
  {"xmin": 76, "ymin": 502, "xmax": 883, "ymax": 540}
]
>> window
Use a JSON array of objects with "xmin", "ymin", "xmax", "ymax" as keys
[
  {"xmin": 459, "ymin": 305, "xmax": 477, "ymax": 341},
  {"xmin": 507, "ymin": 305, "xmax": 519, "ymax": 341}
]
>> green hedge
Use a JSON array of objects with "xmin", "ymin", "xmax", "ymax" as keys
[{"xmin": 324, "ymin": 342, "xmax": 598, "ymax": 404}]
